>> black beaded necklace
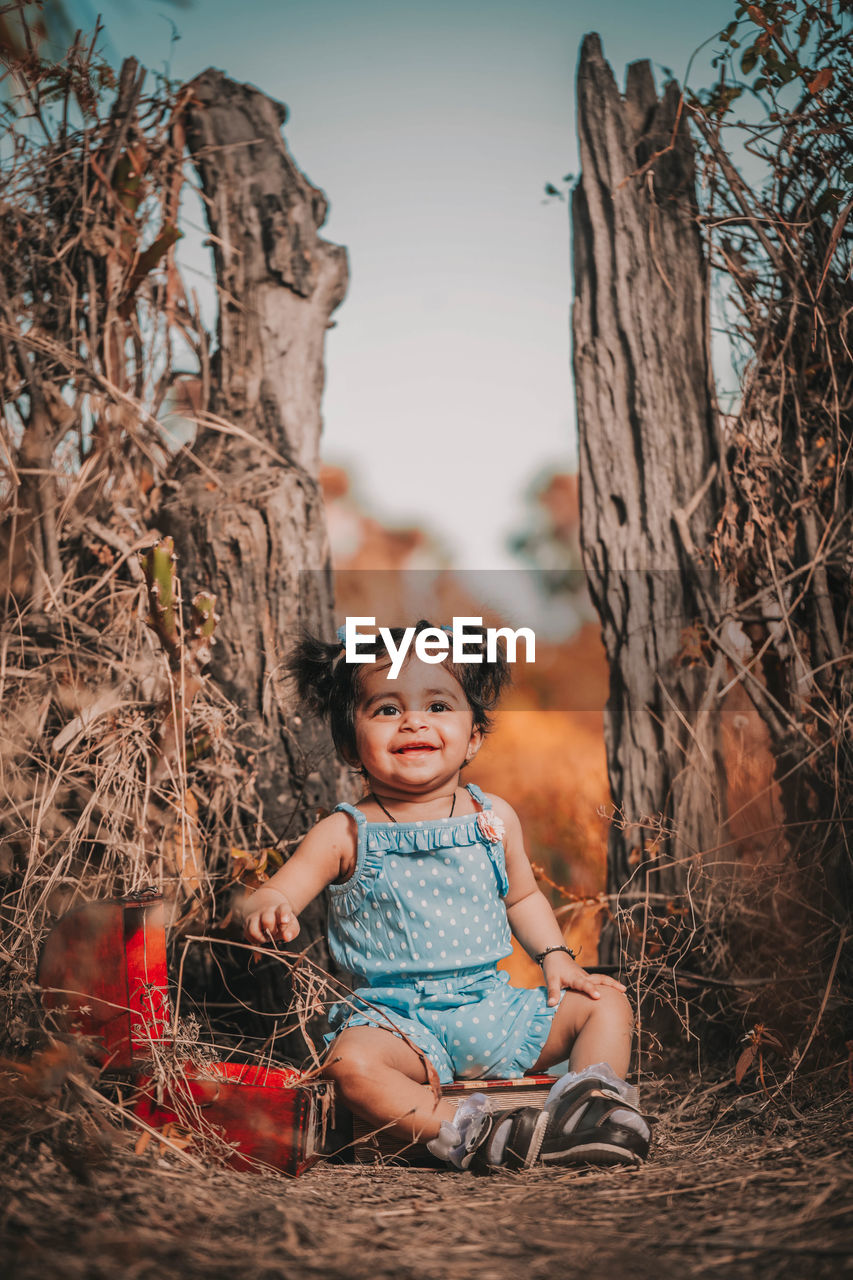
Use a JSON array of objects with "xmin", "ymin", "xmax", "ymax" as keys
[{"xmin": 371, "ymin": 790, "xmax": 457, "ymax": 824}]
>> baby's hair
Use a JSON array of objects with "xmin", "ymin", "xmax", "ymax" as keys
[{"xmin": 290, "ymin": 620, "xmax": 511, "ymax": 766}]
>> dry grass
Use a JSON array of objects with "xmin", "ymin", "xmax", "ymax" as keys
[{"xmin": 1, "ymin": 1068, "xmax": 851, "ymax": 1280}]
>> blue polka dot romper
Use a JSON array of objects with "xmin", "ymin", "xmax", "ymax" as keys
[{"xmin": 324, "ymin": 783, "xmax": 557, "ymax": 1084}]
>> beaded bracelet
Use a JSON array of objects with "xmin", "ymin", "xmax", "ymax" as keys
[{"xmin": 535, "ymin": 944, "xmax": 577, "ymax": 966}]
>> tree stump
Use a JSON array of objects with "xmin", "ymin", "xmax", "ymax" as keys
[
  {"xmin": 160, "ymin": 70, "xmax": 350, "ymax": 1059},
  {"xmin": 572, "ymin": 35, "xmax": 726, "ymax": 959}
]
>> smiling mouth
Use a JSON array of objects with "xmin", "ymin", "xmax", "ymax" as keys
[{"xmin": 394, "ymin": 744, "xmax": 437, "ymax": 754}]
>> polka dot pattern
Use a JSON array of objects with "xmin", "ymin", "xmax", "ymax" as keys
[
  {"xmin": 326, "ymin": 785, "xmax": 511, "ymax": 984},
  {"xmin": 325, "ymin": 966, "xmax": 557, "ymax": 1084},
  {"xmin": 321, "ymin": 784, "xmax": 555, "ymax": 1082}
]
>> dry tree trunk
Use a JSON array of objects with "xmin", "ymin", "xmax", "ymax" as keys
[
  {"xmin": 572, "ymin": 36, "xmax": 725, "ymax": 961},
  {"xmin": 158, "ymin": 71, "xmax": 350, "ymax": 1058}
]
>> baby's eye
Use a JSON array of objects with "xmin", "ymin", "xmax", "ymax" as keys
[
  {"xmin": 428, "ymin": 701, "xmax": 451, "ymax": 713},
  {"xmin": 375, "ymin": 704, "xmax": 400, "ymax": 717}
]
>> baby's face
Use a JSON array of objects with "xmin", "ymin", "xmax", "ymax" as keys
[{"xmin": 353, "ymin": 656, "xmax": 481, "ymax": 796}]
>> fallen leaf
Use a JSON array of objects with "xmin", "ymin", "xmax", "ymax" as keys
[
  {"xmin": 735, "ymin": 1043, "xmax": 756, "ymax": 1085},
  {"xmin": 134, "ymin": 1129, "xmax": 152, "ymax": 1156}
]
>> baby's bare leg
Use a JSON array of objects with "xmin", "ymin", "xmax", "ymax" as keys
[
  {"xmin": 529, "ymin": 986, "xmax": 634, "ymax": 1078},
  {"xmin": 324, "ymin": 1025, "xmax": 457, "ymax": 1142}
]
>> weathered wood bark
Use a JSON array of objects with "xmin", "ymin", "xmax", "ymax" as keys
[
  {"xmin": 573, "ymin": 36, "xmax": 726, "ymax": 960},
  {"xmin": 159, "ymin": 71, "xmax": 350, "ymax": 1059}
]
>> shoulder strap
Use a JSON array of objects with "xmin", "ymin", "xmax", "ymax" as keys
[
  {"xmin": 333, "ymin": 802, "xmax": 367, "ymax": 826},
  {"xmin": 328, "ymin": 802, "xmax": 375, "ymax": 915},
  {"xmin": 465, "ymin": 782, "xmax": 491, "ymax": 810},
  {"xmin": 333, "ymin": 801, "xmax": 367, "ymax": 863}
]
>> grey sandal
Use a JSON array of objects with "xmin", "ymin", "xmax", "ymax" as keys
[
  {"xmin": 537, "ymin": 1076, "xmax": 650, "ymax": 1167},
  {"xmin": 462, "ymin": 1105, "xmax": 551, "ymax": 1174}
]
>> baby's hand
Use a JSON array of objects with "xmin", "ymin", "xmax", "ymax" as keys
[
  {"xmin": 243, "ymin": 894, "xmax": 300, "ymax": 945},
  {"xmin": 542, "ymin": 951, "xmax": 626, "ymax": 1007}
]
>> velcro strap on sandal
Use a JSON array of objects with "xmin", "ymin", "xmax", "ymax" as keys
[
  {"xmin": 467, "ymin": 1105, "xmax": 546, "ymax": 1174},
  {"xmin": 501, "ymin": 1107, "xmax": 551, "ymax": 1171},
  {"xmin": 556, "ymin": 1087, "xmax": 628, "ymax": 1129}
]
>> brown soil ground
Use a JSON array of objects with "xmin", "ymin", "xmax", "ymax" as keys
[{"xmin": 2, "ymin": 1072, "xmax": 851, "ymax": 1280}]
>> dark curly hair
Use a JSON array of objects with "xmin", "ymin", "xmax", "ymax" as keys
[{"xmin": 290, "ymin": 620, "xmax": 511, "ymax": 766}]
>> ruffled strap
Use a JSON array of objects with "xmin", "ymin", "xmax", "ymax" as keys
[
  {"xmin": 328, "ymin": 803, "xmax": 383, "ymax": 918},
  {"xmin": 465, "ymin": 782, "xmax": 491, "ymax": 809},
  {"xmin": 333, "ymin": 802, "xmax": 367, "ymax": 826},
  {"xmin": 466, "ymin": 784, "xmax": 508, "ymax": 898}
]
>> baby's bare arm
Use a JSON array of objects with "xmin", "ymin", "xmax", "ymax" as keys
[
  {"xmin": 240, "ymin": 812, "xmax": 356, "ymax": 944},
  {"xmin": 493, "ymin": 795, "xmax": 626, "ymax": 1004}
]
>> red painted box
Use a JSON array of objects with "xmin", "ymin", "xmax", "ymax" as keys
[
  {"xmin": 38, "ymin": 892, "xmax": 331, "ymax": 1176},
  {"xmin": 39, "ymin": 892, "xmax": 172, "ymax": 1070},
  {"xmin": 132, "ymin": 1060, "xmax": 328, "ymax": 1175}
]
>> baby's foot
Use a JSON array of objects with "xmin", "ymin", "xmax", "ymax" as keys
[{"xmin": 427, "ymin": 1093, "xmax": 549, "ymax": 1173}]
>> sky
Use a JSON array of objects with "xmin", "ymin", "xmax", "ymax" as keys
[{"xmin": 89, "ymin": 0, "xmax": 736, "ymax": 571}]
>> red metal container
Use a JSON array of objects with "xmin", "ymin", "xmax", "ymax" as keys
[
  {"xmin": 133, "ymin": 1061, "xmax": 329, "ymax": 1175},
  {"xmin": 39, "ymin": 892, "xmax": 171, "ymax": 1070},
  {"xmin": 38, "ymin": 892, "xmax": 330, "ymax": 1175}
]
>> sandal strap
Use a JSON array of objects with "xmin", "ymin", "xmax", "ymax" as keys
[
  {"xmin": 501, "ymin": 1106, "xmax": 551, "ymax": 1171},
  {"xmin": 550, "ymin": 1085, "xmax": 629, "ymax": 1131},
  {"xmin": 466, "ymin": 1105, "xmax": 548, "ymax": 1174},
  {"xmin": 547, "ymin": 1076, "xmax": 641, "ymax": 1121}
]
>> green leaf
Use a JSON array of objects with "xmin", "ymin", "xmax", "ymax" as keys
[
  {"xmin": 741, "ymin": 45, "xmax": 759, "ymax": 74},
  {"xmin": 815, "ymin": 188, "xmax": 842, "ymax": 215}
]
